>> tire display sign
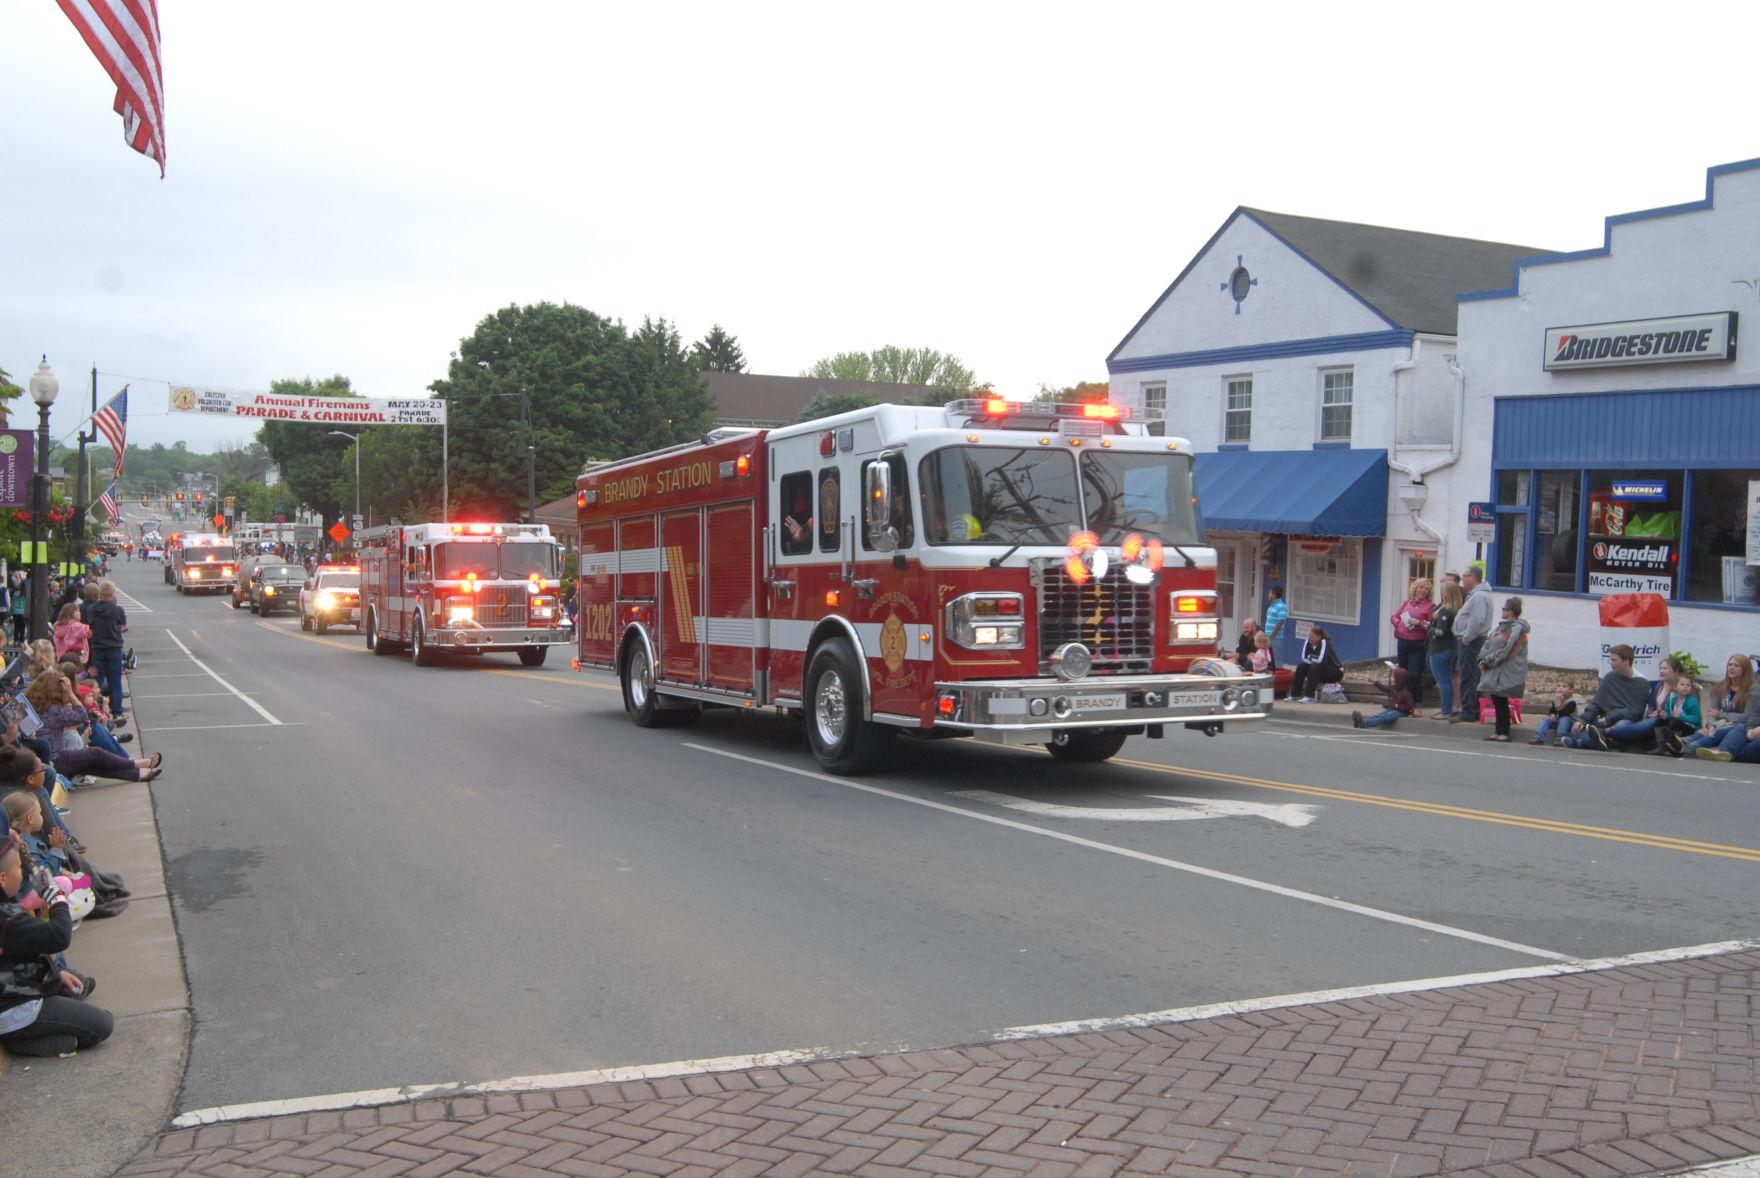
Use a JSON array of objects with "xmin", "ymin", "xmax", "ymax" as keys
[
  {"xmin": 1588, "ymin": 538, "xmax": 1675, "ymax": 596},
  {"xmin": 1543, "ymin": 311, "xmax": 1736, "ymax": 371}
]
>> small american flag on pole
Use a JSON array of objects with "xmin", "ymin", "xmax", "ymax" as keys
[
  {"xmin": 92, "ymin": 387, "xmax": 128, "ymax": 482},
  {"xmin": 56, "ymin": 1, "xmax": 166, "ymax": 177},
  {"xmin": 97, "ymin": 484, "xmax": 120, "ymax": 522}
]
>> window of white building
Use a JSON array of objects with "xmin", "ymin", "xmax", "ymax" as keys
[
  {"xmin": 1140, "ymin": 381, "xmax": 1166, "ymax": 418},
  {"xmin": 1223, "ymin": 376, "xmax": 1252, "ymax": 444},
  {"xmin": 1288, "ymin": 537, "xmax": 1361, "ymax": 624},
  {"xmin": 1319, "ymin": 368, "xmax": 1354, "ymax": 442}
]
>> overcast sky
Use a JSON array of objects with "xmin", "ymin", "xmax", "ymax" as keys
[{"xmin": 2, "ymin": 1, "xmax": 1755, "ymax": 456}]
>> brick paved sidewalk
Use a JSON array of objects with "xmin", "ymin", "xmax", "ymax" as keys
[{"xmin": 124, "ymin": 949, "xmax": 1760, "ymax": 1178}]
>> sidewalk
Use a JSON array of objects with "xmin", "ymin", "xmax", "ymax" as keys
[
  {"xmin": 119, "ymin": 945, "xmax": 1760, "ymax": 1177},
  {"xmin": 0, "ymin": 697, "xmax": 191, "ymax": 1177}
]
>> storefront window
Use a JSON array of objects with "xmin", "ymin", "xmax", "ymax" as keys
[
  {"xmin": 1288, "ymin": 537, "xmax": 1360, "ymax": 625},
  {"xmin": 1686, "ymin": 468, "xmax": 1760, "ymax": 605},
  {"xmin": 1586, "ymin": 470, "xmax": 1681, "ymax": 596},
  {"xmin": 1531, "ymin": 470, "xmax": 1580, "ymax": 592},
  {"xmin": 1497, "ymin": 469, "xmax": 1530, "ymax": 507},
  {"xmin": 1493, "ymin": 514, "xmax": 1526, "ymax": 589}
]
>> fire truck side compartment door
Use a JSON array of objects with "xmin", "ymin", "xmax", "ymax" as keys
[{"xmin": 659, "ymin": 509, "xmax": 703, "ymax": 684}]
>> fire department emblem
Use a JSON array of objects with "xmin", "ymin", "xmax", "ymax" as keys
[
  {"xmin": 880, "ymin": 612, "xmax": 907, "ymax": 675},
  {"xmin": 170, "ymin": 386, "xmax": 198, "ymax": 412}
]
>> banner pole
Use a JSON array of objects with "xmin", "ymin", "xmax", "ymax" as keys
[{"xmin": 441, "ymin": 419, "xmax": 449, "ymax": 524}]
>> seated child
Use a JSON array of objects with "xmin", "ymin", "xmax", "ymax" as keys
[
  {"xmin": 1532, "ymin": 682, "xmax": 1584, "ymax": 746},
  {"xmin": 1352, "ymin": 667, "xmax": 1416, "ymax": 729}
]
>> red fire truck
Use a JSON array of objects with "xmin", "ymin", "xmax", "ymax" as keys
[
  {"xmin": 357, "ymin": 522, "xmax": 571, "ymax": 667},
  {"xmin": 575, "ymin": 398, "xmax": 1272, "ymax": 774},
  {"xmin": 165, "ymin": 532, "xmax": 238, "ymax": 594}
]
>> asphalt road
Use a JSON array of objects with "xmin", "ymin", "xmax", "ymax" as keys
[{"xmin": 107, "ymin": 558, "xmax": 1760, "ymax": 1116}]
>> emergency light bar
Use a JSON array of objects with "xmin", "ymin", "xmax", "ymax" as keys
[{"xmin": 946, "ymin": 398, "xmax": 1152, "ymax": 423}]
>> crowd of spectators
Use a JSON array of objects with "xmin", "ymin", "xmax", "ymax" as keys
[{"xmin": 0, "ymin": 577, "xmax": 156, "ymax": 1059}]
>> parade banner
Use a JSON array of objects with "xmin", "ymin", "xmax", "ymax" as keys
[
  {"xmin": 0, "ymin": 430, "xmax": 34, "ymax": 509},
  {"xmin": 169, "ymin": 386, "xmax": 446, "ymax": 425}
]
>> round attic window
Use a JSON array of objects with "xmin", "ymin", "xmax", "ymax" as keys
[{"xmin": 1229, "ymin": 266, "xmax": 1253, "ymax": 304}]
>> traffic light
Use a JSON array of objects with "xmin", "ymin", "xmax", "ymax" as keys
[
  {"xmin": 175, "ymin": 491, "xmax": 185, "ymax": 502},
  {"xmin": 194, "ymin": 490, "xmax": 204, "ymax": 503}
]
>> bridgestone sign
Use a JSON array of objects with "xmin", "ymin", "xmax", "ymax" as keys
[
  {"xmin": 169, "ymin": 386, "xmax": 447, "ymax": 425},
  {"xmin": 1543, "ymin": 312, "xmax": 1736, "ymax": 372}
]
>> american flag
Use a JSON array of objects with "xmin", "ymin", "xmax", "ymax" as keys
[
  {"xmin": 92, "ymin": 387, "xmax": 128, "ymax": 482},
  {"xmin": 56, "ymin": 1, "xmax": 166, "ymax": 177},
  {"xmin": 97, "ymin": 484, "xmax": 120, "ymax": 522}
]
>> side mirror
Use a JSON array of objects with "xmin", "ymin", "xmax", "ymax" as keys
[{"xmin": 864, "ymin": 461, "xmax": 898, "ymax": 551}]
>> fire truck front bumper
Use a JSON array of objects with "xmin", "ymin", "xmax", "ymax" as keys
[
  {"xmin": 430, "ymin": 623, "xmax": 575, "ymax": 650},
  {"xmin": 929, "ymin": 671, "xmax": 1274, "ymax": 743}
]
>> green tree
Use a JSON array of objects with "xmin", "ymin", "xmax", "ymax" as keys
[
  {"xmin": 795, "ymin": 391, "xmax": 885, "ymax": 424},
  {"xmin": 0, "ymin": 366, "xmax": 21, "ymax": 424},
  {"xmin": 430, "ymin": 303, "xmax": 715, "ymax": 519},
  {"xmin": 256, "ymin": 375, "xmax": 359, "ymax": 523},
  {"xmin": 691, "ymin": 324, "xmax": 747, "ymax": 373},
  {"xmin": 1032, "ymin": 380, "xmax": 1111, "ymax": 404},
  {"xmin": 803, "ymin": 346, "xmax": 979, "ymax": 395}
]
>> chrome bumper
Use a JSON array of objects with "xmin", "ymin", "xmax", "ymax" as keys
[
  {"xmin": 931, "ymin": 671, "xmax": 1273, "ymax": 740},
  {"xmin": 430, "ymin": 625, "xmax": 574, "ymax": 649}
]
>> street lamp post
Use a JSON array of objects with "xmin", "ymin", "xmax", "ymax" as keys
[
  {"xmin": 328, "ymin": 431, "xmax": 361, "ymax": 534},
  {"xmin": 27, "ymin": 359, "xmax": 60, "ymax": 642}
]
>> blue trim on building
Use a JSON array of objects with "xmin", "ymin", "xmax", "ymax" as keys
[
  {"xmin": 1237, "ymin": 210, "xmax": 1402, "ymax": 330},
  {"xmin": 1108, "ymin": 329, "xmax": 1414, "ymax": 375},
  {"xmin": 1195, "ymin": 448, "xmax": 1388, "ymax": 537},
  {"xmin": 1491, "ymin": 385, "xmax": 1760, "ymax": 469},
  {"xmin": 1458, "ymin": 156, "xmax": 1760, "ymax": 303},
  {"xmin": 1108, "ymin": 206, "xmax": 1409, "ymax": 365},
  {"xmin": 1217, "ymin": 443, "xmax": 1249, "ymax": 452}
]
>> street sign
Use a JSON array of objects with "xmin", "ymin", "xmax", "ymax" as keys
[
  {"xmin": 212, "ymin": 514, "xmax": 225, "ymax": 528},
  {"xmin": 1467, "ymin": 500, "xmax": 1496, "ymax": 545},
  {"xmin": 273, "ymin": 514, "xmax": 286, "ymax": 524},
  {"xmin": 327, "ymin": 522, "xmax": 350, "ymax": 544},
  {"xmin": 352, "ymin": 514, "xmax": 364, "ymax": 531}
]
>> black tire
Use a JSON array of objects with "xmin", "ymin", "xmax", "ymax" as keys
[
  {"xmin": 367, "ymin": 609, "xmax": 396, "ymax": 655},
  {"xmin": 517, "ymin": 646, "xmax": 547, "ymax": 667},
  {"xmin": 620, "ymin": 640, "xmax": 697, "ymax": 727},
  {"xmin": 803, "ymin": 639, "xmax": 894, "ymax": 775},
  {"xmin": 1044, "ymin": 728, "xmax": 1129, "ymax": 763},
  {"xmin": 248, "ymin": 598, "xmax": 259, "ymax": 614},
  {"xmin": 261, "ymin": 602, "xmax": 274, "ymax": 617},
  {"xmin": 412, "ymin": 618, "xmax": 437, "ymax": 666},
  {"xmin": 315, "ymin": 614, "xmax": 327, "ymax": 635}
]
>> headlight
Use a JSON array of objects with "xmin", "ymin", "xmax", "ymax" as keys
[
  {"xmin": 446, "ymin": 597, "xmax": 475, "ymax": 624},
  {"xmin": 188, "ymin": 568, "xmax": 202, "ymax": 579},
  {"xmin": 262, "ymin": 587, "xmax": 276, "ymax": 596},
  {"xmin": 315, "ymin": 590, "xmax": 336, "ymax": 609},
  {"xmin": 945, "ymin": 592, "xmax": 1025, "ymax": 650},
  {"xmin": 1174, "ymin": 621, "xmax": 1220, "ymax": 641}
]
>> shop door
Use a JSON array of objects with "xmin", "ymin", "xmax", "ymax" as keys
[{"xmin": 1213, "ymin": 538, "xmax": 1258, "ymax": 647}]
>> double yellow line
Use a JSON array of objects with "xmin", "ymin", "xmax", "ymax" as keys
[{"xmin": 1111, "ymin": 755, "xmax": 1760, "ymax": 863}]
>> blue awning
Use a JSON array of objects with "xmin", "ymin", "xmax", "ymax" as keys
[{"xmin": 1194, "ymin": 448, "xmax": 1388, "ymax": 537}]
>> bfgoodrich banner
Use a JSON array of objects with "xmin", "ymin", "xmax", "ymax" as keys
[{"xmin": 169, "ymin": 387, "xmax": 446, "ymax": 425}]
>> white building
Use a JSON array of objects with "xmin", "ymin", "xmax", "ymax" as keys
[
  {"xmin": 1108, "ymin": 208, "xmax": 1545, "ymax": 662},
  {"xmin": 1452, "ymin": 157, "xmax": 1760, "ymax": 669}
]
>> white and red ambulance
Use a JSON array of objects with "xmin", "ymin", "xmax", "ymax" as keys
[
  {"xmin": 357, "ymin": 522, "xmax": 571, "ymax": 667},
  {"xmin": 575, "ymin": 398, "xmax": 1272, "ymax": 774}
]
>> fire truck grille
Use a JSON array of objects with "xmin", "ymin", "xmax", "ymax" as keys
[
  {"xmin": 1034, "ymin": 561, "xmax": 1156, "ymax": 674},
  {"xmin": 472, "ymin": 587, "xmax": 528, "ymax": 628}
]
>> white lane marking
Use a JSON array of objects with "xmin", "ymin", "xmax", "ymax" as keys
[
  {"xmin": 171, "ymin": 1046, "xmax": 848, "ymax": 1127},
  {"xmin": 170, "ymin": 935, "xmax": 1760, "ymax": 1128},
  {"xmin": 112, "ymin": 589, "xmax": 154, "ymax": 613},
  {"xmin": 687, "ymin": 744, "xmax": 1570, "ymax": 963},
  {"xmin": 162, "ymin": 632, "xmax": 283, "ymax": 726},
  {"xmin": 994, "ymin": 936, "xmax": 1760, "ymax": 1040},
  {"xmin": 149, "ymin": 722, "xmax": 303, "ymax": 731},
  {"xmin": 953, "ymin": 789, "xmax": 1319, "ymax": 827}
]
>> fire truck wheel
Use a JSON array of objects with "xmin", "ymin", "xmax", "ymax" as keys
[
  {"xmin": 804, "ymin": 639, "xmax": 894, "ymax": 775},
  {"xmin": 367, "ymin": 609, "xmax": 399, "ymax": 655},
  {"xmin": 621, "ymin": 641, "xmax": 696, "ymax": 727},
  {"xmin": 517, "ymin": 646, "xmax": 547, "ymax": 667},
  {"xmin": 1044, "ymin": 728, "xmax": 1129, "ymax": 764},
  {"xmin": 412, "ymin": 618, "xmax": 438, "ymax": 666}
]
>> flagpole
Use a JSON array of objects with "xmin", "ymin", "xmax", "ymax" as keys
[{"xmin": 70, "ymin": 366, "xmax": 95, "ymax": 578}]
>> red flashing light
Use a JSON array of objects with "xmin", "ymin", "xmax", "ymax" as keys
[
  {"xmin": 1174, "ymin": 595, "xmax": 1205, "ymax": 614},
  {"xmin": 736, "ymin": 455, "xmax": 751, "ymax": 477},
  {"xmin": 820, "ymin": 431, "xmax": 836, "ymax": 457},
  {"xmin": 937, "ymin": 695, "xmax": 957, "ymax": 717},
  {"xmin": 576, "ymin": 490, "xmax": 588, "ymax": 509},
  {"xmin": 1082, "ymin": 404, "xmax": 1121, "ymax": 420},
  {"xmin": 470, "ymin": 524, "xmax": 493, "ymax": 535},
  {"xmin": 1121, "ymin": 534, "xmax": 1144, "ymax": 561},
  {"xmin": 824, "ymin": 589, "xmax": 840, "ymax": 608},
  {"xmin": 995, "ymin": 598, "xmax": 1022, "ymax": 616},
  {"xmin": 1064, "ymin": 554, "xmax": 1090, "ymax": 584},
  {"xmin": 983, "ymin": 397, "xmax": 1014, "ymax": 416}
]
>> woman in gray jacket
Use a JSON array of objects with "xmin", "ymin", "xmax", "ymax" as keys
[{"xmin": 1477, "ymin": 597, "xmax": 1530, "ymax": 742}]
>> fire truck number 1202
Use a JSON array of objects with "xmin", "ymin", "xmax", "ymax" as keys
[{"xmin": 580, "ymin": 602, "xmax": 617, "ymax": 644}]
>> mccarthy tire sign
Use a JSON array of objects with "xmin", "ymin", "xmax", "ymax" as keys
[{"xmin": 1588, "ymin": 539, "xmax": 1675, "ymax": 595}]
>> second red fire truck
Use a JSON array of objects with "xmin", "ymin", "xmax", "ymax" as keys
[
  {"xmin": 357, "ymin": 522, "xmax": 572, "ymax": 667},
  {"xmin": 575, "ymin": 398, "xmax": 1271, "ymax": 774}
]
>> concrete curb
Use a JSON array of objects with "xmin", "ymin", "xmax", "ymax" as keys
[{"xmin": 0, "ymin": 671, "xmax": 192, "ymax": 1178}]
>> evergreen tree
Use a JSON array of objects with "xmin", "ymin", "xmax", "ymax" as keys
[{"xmin": 691, "ymin": 324, "xmax": 747, "ymax": 373}]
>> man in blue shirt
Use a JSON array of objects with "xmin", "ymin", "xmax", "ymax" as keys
[{"xmin": 1264, "ymin": 586, "xmax": 1289, "ymax": 662}]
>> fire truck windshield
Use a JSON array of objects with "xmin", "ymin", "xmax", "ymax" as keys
[
  {"xmin": 433, "ymin": 541, "xmax": 557, "ymax": 580},
  {"xmin": 920, "ymin": 447, "xmax": 1080, "ymax": 545},
  {"xmin": 1078, "ymin": 451, "xmax": 1202, "ymax": 545},
  {"xmin": 185, "ymin": 546, "xmax": 237, "ymax": 563}
]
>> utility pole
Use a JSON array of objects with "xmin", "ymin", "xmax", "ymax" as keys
[
  {"xmin": 519, "ymin": 386, "xmax": 535, "ymax": 523},
  {"xmin": 70, "ymin": 366, "xmax": 96, "ymax": 577}
]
